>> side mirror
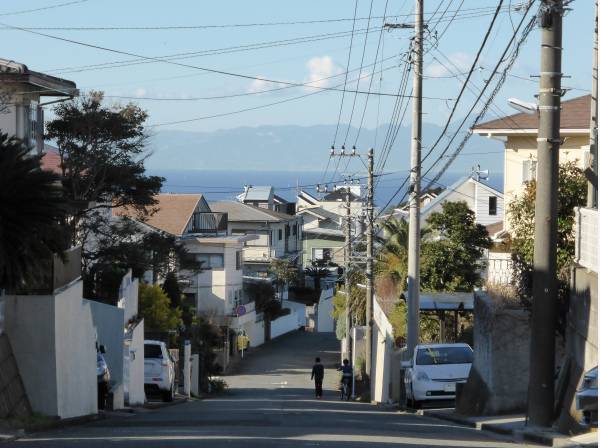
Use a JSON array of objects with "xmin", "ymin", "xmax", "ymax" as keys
[{"xmin": 401, "ymin": 360, "xmax": 412, "ymax": 369}]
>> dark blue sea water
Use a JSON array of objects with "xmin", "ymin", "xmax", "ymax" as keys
[{"xmin": 150, "ymin": 169, "xmax": 503, "ymax": 209}]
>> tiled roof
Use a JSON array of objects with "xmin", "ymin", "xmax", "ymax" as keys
[
  {"xmin": 473, "ymin": 95, "xmax": 591, "ymax": 132},
  {"xmin": 485, "ymin": 221, "xmax": 504, "ymax": 236},
  {"xmin": 41, "ymin": 145, "xmax": 62, "ymax": 175},
  {"xmin": 210, "ymin": 200, "xmax": 295, "ymax": 222},
  {"xmin": 115, "ymin": 194, "xmax": 203, "ymax": 236}
]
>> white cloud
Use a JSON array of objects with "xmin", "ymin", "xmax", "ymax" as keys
[
  {"xmin": 247, "ymin": 78, "xmax": 288, "ymax": 94},
  {"xmin": 134, "ymin": 87, "xmax": 147, "ymax": 97},
  {"xmin": 424, "ymin": 52, "xmax": 473, "ymax": 78},
  {"xmin": 304, "ymin": 56, "xmax": 343, "ymax": 89}
]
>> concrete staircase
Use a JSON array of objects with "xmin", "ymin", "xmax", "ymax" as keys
[{"xmin": 0, "ymin": 334, "xmax": 31, "ymax": 419}]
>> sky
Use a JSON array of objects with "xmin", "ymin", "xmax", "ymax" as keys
[{"xmin": 2, "ymin": 0, "xmax": 594, "ymax": 131}]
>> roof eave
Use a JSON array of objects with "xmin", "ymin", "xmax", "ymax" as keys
[{"xmin": 472, "ymin": 128, "xmax": 589, "ymax": 136}]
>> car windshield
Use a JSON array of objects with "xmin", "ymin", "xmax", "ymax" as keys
[
  {"xmin": 416, "ymin": 346, "xmax": 473, "ymax": 365},
  {"xmin": 144, "ymin": 344, "xmax": 163, "ymax": 359}
]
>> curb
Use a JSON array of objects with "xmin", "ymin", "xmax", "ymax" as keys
[
  {"xmin": 422, "ymin": 410, "xmax": 479, "ymax": 428},
  {"xmin": 142, "ymin": 396, "xmax": 189, "ymax": 410}
]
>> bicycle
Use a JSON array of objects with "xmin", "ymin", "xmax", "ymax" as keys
[{"xmin": 340, "ymin": 378, "xmax": 351, "ymax": 400}]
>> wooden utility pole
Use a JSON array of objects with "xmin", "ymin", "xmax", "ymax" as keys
[
  {"xmin": 527, "ymin": 0, "xmax": 563, "ymax": 428},
  {"xmin": 365, "ymin": 148, "xmax": 374, "ymax": 378},
  {"xmin": 406, "ymin": 0, "xmax": 423, "ymax": 358}
]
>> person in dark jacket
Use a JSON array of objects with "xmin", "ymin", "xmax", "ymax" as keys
[{"xmin": 311, "ymin": 357, "xmax": 325, "ymax": 398}]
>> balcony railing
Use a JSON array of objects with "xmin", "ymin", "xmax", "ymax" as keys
[
  {"xmin": 190, "ymin": 212, "xmax": 228, "ymax": 233},
  {"xmin": 574, "ymin": 207, "xmax": 597, "ymax": 273}
]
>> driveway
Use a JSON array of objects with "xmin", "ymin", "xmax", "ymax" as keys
[{"xmin": 6, "ymin": 331, "xmax": 535, "ymax": 447}]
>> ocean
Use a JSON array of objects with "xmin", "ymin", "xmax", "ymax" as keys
[{"xmin": 149, "ymin": 169, "xmax": 504, "ymax": 209}]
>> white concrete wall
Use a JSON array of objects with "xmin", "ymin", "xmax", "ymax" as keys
[
  {"xmin": 88, "ymin": 299, "xmax": 125, "ymax": 410},
  {"xmin": 316, "ymin": 288, "xmax": 334, "ymax": 332},
  {"xmin": 124, "ymin": 319, "xmax": 145, "ymax": 406},
  {"xmin": 283, "ymin": 300, "xmax": 307, "ymax": 328},
  {"xmin": 271, "ymin": 312, "xmax": 300, "ymax": 339},
  {"xmin": 371, "ymin": 298, "xmax": 396, "ymax": 404},
  {"xmin": 4, "ymin": 281, "xmax": 97, "ymax": 418},
  {"xmin": 118, "ymin": 270, "xmax": 139, "ymax": 323},
  {"xmin": 246, "ymin": 317, "xmax": 265, "ymax": 348}
]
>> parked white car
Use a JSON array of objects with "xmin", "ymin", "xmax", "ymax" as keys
[
  {"xmin": 144, "ymin": 340, "xmax": 176, "ymax": 402},
  {"xmin": 404, "ymin": 343, "xmax": 473, "ymax": 407}
]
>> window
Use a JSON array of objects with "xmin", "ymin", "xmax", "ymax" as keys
[
  {"xmin": 313, "ymin": 248, "xmax": 332, "ymax": 263},
  {"xmin": 144, "ymin": 344, "xmax": 163, "ymax": 359},
  {"xmin": 278, "ymin": 229, "xmax": 282, "ymax": 240},
  {"xmin": 236, "ymin": 251, "xmax": 242, "ymax": 270},
  {"xmin": 522, "ymin": 159, "xmax": 537, "ymax": 183},
  {"xmin": 196, "ymin": 253, "xmax": 224, "ymax": 269},
  {"xmin": 488, "ymin": 196, "xmax": 497, "ymax": 216},
  {"xmin": 416, "ymin": 346, "xmax": 473, "ymax": 365}
]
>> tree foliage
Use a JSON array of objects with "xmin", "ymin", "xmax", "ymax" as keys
[
  {"xmin": 387, "ymin": 299, "xmax": 440, "ymax": 346},
  {"xmin": 420, "ymin": 201, "xmax": 492, "ymax": 291},
  {"xmin": 45, "ymin": 92, "xmax": 164, "ymax": 295},
  {"xmin": 508, "ymin": 161, "xmax": 586, "ymax": 335},
  {"xmin": 269, "ymin": 258, "xmax": 298, "ymax": 296},
  {"xmin": 0, "ymin": 134, "xmax": 69, "ymax": 291},
  {"xmin": 138, "ymin": 283, "xmax": 182, "ymax": 333}
]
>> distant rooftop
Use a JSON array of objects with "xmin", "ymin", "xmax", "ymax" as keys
[
  {"xmin": 241, "ymin": 185, "xmax": 274, "ymax": 202},
  {"xmin": 210, "ymin": 200, "xmax": 295, "ymax": 222},
  {"xmin": 115, "ymin": 193, "xmax": 204, "ymax": 236}
]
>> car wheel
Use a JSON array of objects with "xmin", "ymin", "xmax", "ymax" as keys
[{"xmin": 163, "ymin": 384, "xmax": 174, "ymax": 402}]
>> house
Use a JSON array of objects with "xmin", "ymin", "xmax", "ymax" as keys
[
  {"xmin": 296, "ymin": 206, "xmax": 345, "ymax": 267},
  {"xmin": 114, "ymin": 194, "xmax": 263, "ymax": 353},
  {"xmin": 472, "ymin": 94, "xmax": 591, "ymax": 231},
  {"xmin": 237, "ymin": 185, "xmax": 295, "ymax": 215},
  {"xmin": 209, "ymin": 200, "xmax": 302, "ymax": 278},
  {"xmin": 0, "ymin": 58, "xmax": 77, "ymax": 154},
  {"xmin": 472, "ymin": 94, "xmax": 592, "ymax": 285},
  {"xmin": 381, "ymin": 175, "xmax": 504, "ymax": 229}
]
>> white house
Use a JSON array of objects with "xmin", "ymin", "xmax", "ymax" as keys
[
  {"xmin": 381, "ymin": 175, "xmax": 504, "ymax": 229},
  {"xmin": 237, "ymin": 185, "xmax": 294, "ymax": 215},
  {"xmin": 209, "ymin": 200, "xmax": 302, "ymax": 278},
  {"xmin": 0, "ymin": 58, "xmax": 77, "ymax": 154}
]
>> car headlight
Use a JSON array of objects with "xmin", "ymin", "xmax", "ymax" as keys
[{"xmin": 416, "ymin": 370, "xmax": 429, "ymax": 381}]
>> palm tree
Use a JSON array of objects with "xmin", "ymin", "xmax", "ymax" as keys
[
  {"xmin": 375, "ymin": 218, "xmax": 430, "ymax": 298},
  {"xmin": 0, "ymin": 134, "xmax": 68, "ymax": 292}
]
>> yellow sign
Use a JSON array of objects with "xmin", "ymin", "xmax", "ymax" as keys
[{"xmin": 237, "ymin": 335, "xmax": 250, "ymax": 350}]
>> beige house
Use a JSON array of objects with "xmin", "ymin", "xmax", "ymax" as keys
[{"xmin": 473, "ymin": 94, "xmax": 591, "ymax": 232}]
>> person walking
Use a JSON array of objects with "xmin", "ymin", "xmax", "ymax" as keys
[{"xmin": 311, "ymin": 357, "xmax": 324, "ymax": 399}]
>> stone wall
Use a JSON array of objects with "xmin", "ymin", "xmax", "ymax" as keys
[{"xmin": 457, "ymin": 293, "xmax": 530, "ymax": 415}]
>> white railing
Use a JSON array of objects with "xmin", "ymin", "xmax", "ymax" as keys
[{"xmin": 574, "ymin": 207, "xmax": 598, "ymax": 273}]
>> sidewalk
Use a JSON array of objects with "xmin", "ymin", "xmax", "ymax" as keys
[{"xmin": 423, "ymin": 409, "xmax": 598, "ymax": 447}]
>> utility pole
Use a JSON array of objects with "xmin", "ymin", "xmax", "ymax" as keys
[
  {"xmin": 406, "ymin": 0, "xmax": 423, "ymax": 358},
  {"xmin": 587, "ymin": 0, "xmax": 598, "ymax": 209},
  {"xmin": 344, "ymin": 186, "xmax": 352, "ymax": 360},
  {"xmin": 365, "ymin": 148, "xmax": 374, "ymax": 379},
  {"xmin": 527, "ymin": 0, "xmax": 563, "ymax": 428}
]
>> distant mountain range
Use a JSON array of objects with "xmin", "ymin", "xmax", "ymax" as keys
[{"xmin": 145, "ymin": 123, "xmax": 504, "ymax": 175}]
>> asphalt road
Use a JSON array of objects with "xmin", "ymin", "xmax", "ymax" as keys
[{"xmin": 7, "ymin": 331, "xmax": 534, "ymax": 447}]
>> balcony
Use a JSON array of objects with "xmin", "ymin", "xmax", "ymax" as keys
[
  {"xmin": 574, "ymin": 207, "xmax": 597, "ymax": 273},
  {"xmin": 190, "ymin": 212, "xmax": 228, "ymax": 234}
]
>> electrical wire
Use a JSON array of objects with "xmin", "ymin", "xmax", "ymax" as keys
[{"xmin": 0, "ymin": 0, "xmax": 89, "ymax": 17}]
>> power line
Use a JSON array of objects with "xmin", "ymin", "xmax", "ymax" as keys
[
  {"xmin": 0, "ymin": 4, "xmax": 524, "ymax": 30},
  {"xmin": 420, "ymin": 0, "xmax": 505, "ymax": 166},
  {"xmin": 0, "ymin": 0, "xmax": 89, "ymax": 17},
  {"xmin": 343, "ymin": 0, "xmax": 375, "ymax": 145},
  {"xmin": 332, "ymin": 0, "xmax": 360, "ymax": 148},
  {"xmin": 47, "ymin": 26, "xmax": 385, "ymax": 75},
  {"xmin": 1, "ymin": 21, "xmax": 453, "ymax": 101}
]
